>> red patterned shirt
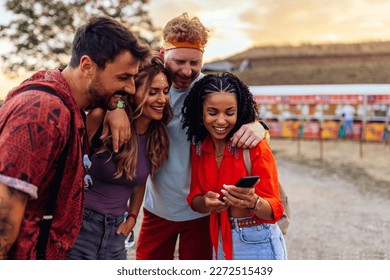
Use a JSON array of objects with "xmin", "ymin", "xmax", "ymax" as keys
[{"xmin": 0, "ymin": 69, "xmax": 86, "ymax": 259}]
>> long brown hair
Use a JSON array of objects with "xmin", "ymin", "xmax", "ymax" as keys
[{"xmin": 101, "ymin": 55, "xmax": 172, "ymax": 180}]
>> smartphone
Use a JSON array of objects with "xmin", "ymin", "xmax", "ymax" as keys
[{"xmin": 235, "ymin": 176, "xmax": 259, "ymax": 188}]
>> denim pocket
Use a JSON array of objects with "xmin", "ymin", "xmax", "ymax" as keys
[
  {"xmin": 119, "ymin": 232, "xmax": 127, "ymax": 240},
  {"xmin": 231, "ymin": 224, "xmax": 287, "ymax": 260},
  {"xmin": 239, "ymin": 224, "xmax": 271, "ymax": 244}
]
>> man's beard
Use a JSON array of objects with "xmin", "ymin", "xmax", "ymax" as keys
[
  {"xmin": 87, "ymin": 86, "xmax": 111, "ymax": 110},
  {"xmin": 87, "ymin": 80, "xmax": 128, "ymax": 111}
]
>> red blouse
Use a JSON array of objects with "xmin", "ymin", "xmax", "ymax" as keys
[{"xmin": 187, "ymin": 136, "xmax": 283, "ymax": 260}]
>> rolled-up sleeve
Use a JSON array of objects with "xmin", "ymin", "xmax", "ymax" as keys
[
  {"xmin": 250, "ymin": 141, "xmax": 284, "ymax": 223},
  {"xmin": 0, "ymin": 174, "xmax": 38, "ymax": 199}
]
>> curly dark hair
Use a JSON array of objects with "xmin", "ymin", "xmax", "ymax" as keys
[{"xmin": 181, "ymin": 72, "xmax": 258, "ymax": 143}]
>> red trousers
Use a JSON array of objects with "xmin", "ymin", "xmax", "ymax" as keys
[{"xmin": 136, "ymin": 208, "xmax": 212, "ymax": 260}]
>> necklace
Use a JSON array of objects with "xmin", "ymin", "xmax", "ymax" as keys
[
  {"xmin": 214, "ymin": 144, "xmax": 225, "ymax": 163},
  {"xmin": 215, "ymin": 153, "xmax": 224, "ymax": 162}
]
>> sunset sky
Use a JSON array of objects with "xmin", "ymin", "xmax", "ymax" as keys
[{"xmin": 2, "ymin": 0, "xmax": 390, "ymax": 98}]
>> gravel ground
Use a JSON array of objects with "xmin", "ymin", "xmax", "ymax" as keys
[
  {"xmin": 127, "ymin": 139, "xmax": 390, "ymax": 260},
  {"xmin": 273, "ymin": 139, "xmax": 390, "ymax": 260}
]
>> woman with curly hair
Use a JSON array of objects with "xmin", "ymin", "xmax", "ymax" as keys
[
  {"xmin": 68, "ymin": 55, "xmax": 173, "ymax": 260},
  {"xmin": 181, "ymin": 72, "xmax": 287, "ymax": 260}
]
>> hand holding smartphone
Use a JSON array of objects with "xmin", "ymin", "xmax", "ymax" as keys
[
  {"xmin": 235, "ymin": 175, "xmax": 260, "ymax": 188},
  {"xmin": 220, "ymin": 176, "xmax": 259, "ymax": 201}
]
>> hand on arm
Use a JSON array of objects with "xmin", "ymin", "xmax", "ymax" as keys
[
  {"xmin": 0, "ymin": 183, "xmax": 28, "ymax": 259},
  {"xmin": 101, "ymin": 109, "xmax": 131, "ymax": 153},
  {"xmin": 230, "ymin": 121, "xmax": 266, "ymax": 148}
]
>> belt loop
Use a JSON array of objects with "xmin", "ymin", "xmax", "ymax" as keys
[
  {"xmin": 234, "ymin": 219, "xmax": 240, "ymax": 233},
  {"xmin": 84, "ymin": 208, "xmax": 93, "ymax": 222}
]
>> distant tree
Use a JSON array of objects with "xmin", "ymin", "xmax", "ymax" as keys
[{"xmin": 0, "ymin": 0, "xmax": 160, "ymax": 77}]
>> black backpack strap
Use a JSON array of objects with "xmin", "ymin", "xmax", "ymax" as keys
[
  {"xmin": 19, "ymin": 85, "xmax": 60, "ymax": 101},
  {"xmin": 36, "ymin": 140, "xmax": 70, "ymax": 259},
  {"xmin": 20, "ymin": 85, "xmax": 70, "ymax": 259}
]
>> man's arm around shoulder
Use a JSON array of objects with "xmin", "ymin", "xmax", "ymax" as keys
[{"xmin": 0, "ymin": 182, "xmax": 28, "ymax": 259}]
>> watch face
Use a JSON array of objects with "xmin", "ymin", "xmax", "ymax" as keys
[{"xmin": 255, "ymin": 197, "xmax": 263, "ymax": 210}]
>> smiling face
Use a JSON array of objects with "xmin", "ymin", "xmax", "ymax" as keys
[
  {"xmin": 134, "ymin": 72, "xmax": 170, "ymax": 124},
  {"xmin": 87, "ymin": 51, "xmax": 140, "ymax": 110},
  {"xmin": 164, "ymin": 48, "xmax": 203, "ymax": 89},
  {"xmin": 202, "ymin": 91, "xmax": 237, "ymax": 141}
]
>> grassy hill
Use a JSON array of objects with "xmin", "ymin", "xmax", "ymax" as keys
[{"xmin": 217, "ymin": 41, "xmax": 390, "ymax": 85}]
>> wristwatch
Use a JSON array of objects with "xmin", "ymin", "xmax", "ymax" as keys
[
  {"xmin": 249, "ymin": 196, "xmax": 263, "ymax": 211},
  {"xmin": 259, "ymin": 120, "xmax": 270, "ymax": 131}
]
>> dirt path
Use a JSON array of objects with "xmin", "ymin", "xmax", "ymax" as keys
[{"xmin": 274, "ymin": 139, "xmax": 390, "ymax": 259}]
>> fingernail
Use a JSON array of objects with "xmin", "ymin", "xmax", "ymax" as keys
[{"xmin": 223, "ymin": 184, "xmax": 231, "ymax": 190}]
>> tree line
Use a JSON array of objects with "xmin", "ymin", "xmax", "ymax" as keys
[{"xmin": 0, "ymin": 0, "xmax": 160, "ymax": 77}]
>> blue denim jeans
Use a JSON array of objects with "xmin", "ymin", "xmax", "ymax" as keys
[
  {"xmin": 216, "ymin": 218, "xmax": 288, "ymax": 260},
  {"xmin": 68, "ymin": 208, "xmax": 127, "ymax": 260},
  {"xmin": 344, "ymin": 120, "xmax": 353, "ymax": 137}
]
